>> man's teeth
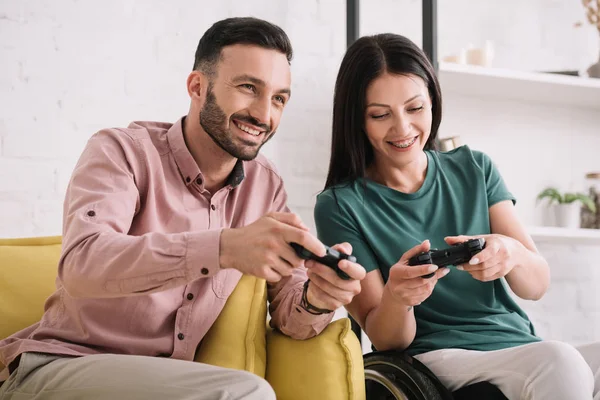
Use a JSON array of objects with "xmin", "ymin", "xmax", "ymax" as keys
[
  {"xmin": 390, "ymin": 137, "xmax": 417, "ymax": 148},
  {"xmin": 236, "ymin": 122, "xmax": 261, "ymax": 136}
]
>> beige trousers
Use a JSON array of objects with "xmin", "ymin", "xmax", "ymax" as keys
[
  {"xmin": 414, "ymin": 340, "xmax": 600, "ymax": 400},
  {"xmin": 0, "ymin": 352, "xmax": 275, "ymax": 400}
]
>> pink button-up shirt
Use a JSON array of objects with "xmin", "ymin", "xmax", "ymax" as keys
[{"xmin": 0, "ymin": 118, "xmax": 332, "ymax": 379}]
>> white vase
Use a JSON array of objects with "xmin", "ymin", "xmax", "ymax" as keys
[{"xmin": 554, "ymin": 203, "xmax": 582, "ymax": 228}]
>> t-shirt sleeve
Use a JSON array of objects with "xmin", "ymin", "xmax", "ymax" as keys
[
  {"xmin": 471, "ymin": 149, "xmax": 516, "ymax": 207},
  {"xmin": 314, "ymin": 190, "xmax": 380, "ymax": 273}
]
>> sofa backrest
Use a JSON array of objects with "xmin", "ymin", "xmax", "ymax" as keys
[{"xmin": 0, "ymin": 236, "xmax": 62, "ymax": 341}]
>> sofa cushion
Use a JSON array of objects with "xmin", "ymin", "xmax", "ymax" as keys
[
  {"xmin": 266, "ymin": 318, "xmax": 366, "ymax": 400},
  {"xmin": 0, "ymin": 236, "xmax": 62, "ymax": 341},
  {"xmin": 194, "ymin": 274, "xmax": 268, "ymax": 377}
]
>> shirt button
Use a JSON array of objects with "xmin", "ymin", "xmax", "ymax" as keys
[
  {"xmin": 187, "ymin": 293, "xmax": 194, "ymax": 300},
  {"xmin": 177, "ymin": 333, "xmax": 184, "ymax": 340},
  {"xmin": 87, "ymin": 210, "xmax": 96, "ymax": 217},
  {"xmin": 201, "ymin": 268, "xmax": 209, "ymax": 275},
  {"xmin": 186, "ymin": 177, "xmax": 191, "ymax": 183},
  {"xmin": 210, "ymin": 204, "xmax": 216, "ymax": 211},
  {"xmin": 196, "ymin": 178, "xmax": 202, "ymax": 185}
]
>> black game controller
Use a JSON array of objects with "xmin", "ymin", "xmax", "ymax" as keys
[
  {"xmin": 408, "ymin": 238, "xmax": 486, "ymax": 278},
  {"xmin": 290, "ymin": 243, "xmax": 355, "ymax": 280}
]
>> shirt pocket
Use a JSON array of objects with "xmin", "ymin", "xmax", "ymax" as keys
[{"xmin": 211, "ymin": 269, "xmax": 241, "ymax": 299}]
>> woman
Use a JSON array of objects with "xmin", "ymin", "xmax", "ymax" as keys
[{"xmin": 313, "ymin": 33, "xmax": 600, "ymax": 399}]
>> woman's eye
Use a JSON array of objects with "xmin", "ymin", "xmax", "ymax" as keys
[
  {"xmin": 371, "ymin": 113, "xmax": 389, "ymax": 119},
  {"xmin": 408, "ymin": 106, "xmax": 424, "ymax": 112}
]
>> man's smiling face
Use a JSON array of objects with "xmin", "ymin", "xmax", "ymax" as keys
[{"xmin": 198, "ymin": 44, "xmax": 292, "ymax": 161}]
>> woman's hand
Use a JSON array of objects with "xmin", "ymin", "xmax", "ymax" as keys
[
  {"xmin": 386, "ymin": 240, "xmax": 450, "ymax": 307},
  {"xmin": 444, "ymin": 234, "xmax": 525, "ymax": 282}
]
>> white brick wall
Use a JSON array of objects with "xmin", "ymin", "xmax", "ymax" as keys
[
  {"xmin": 1, "ymin": 0, "xmax": 598, "ymax": 346},
  {"xmin": 0, "ymin": 0, "xmax": 346, "ymax": 237},
  {"xmin": 3, "ymin": 0, "xmax": 598, "ymax": 234},
  {"xmin": 514, "ymin": 239, "xmax": 600, "ymax": 345}
]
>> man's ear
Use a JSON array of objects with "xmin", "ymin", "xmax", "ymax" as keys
[{"xmin": 187, "ymin": 70, "xmax": 207, "ymax": 99}]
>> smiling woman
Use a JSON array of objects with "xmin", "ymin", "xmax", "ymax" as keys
[
  {"xmin": 325, "ymin": 34, "xmax": 441, "ymax": 191},
  {"xmin": 314, "ymin": 32, "xmax": 600, "ymax": 400}
]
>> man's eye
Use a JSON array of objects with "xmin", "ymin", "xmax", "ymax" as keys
[
  {"xmin": 274, "ymin": 95, "xmax": 286, "ymax": 105},
  {"xmin": 241, "ymin": 84, "xmax": 256, "ymax": 92}
]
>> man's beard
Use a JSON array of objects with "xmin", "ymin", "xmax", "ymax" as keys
[{"xmin": 199, "ymin": 86, "xmax": 273, "ymax": 161}]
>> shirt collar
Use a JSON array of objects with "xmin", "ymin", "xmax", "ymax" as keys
[
  {"xmin": 167, "ymin": 117, "xmax": 245, "ymax": 189},
  {"xmin": 227, "ymin": 159, "xmax": 245, "ymax": 188}
]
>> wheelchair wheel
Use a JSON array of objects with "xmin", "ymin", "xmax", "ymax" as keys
[
  {"xmin": 365, "ymin": 365, "xmax": 411, "ymax": 400},
  {"xmin": 364, "ymin": 351, "xmax": 447, "ymax": 400}
]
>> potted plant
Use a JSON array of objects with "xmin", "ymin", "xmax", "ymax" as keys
[{"xmin": 536, "ymin": 187, "xmax": 597, "ymax": 228}]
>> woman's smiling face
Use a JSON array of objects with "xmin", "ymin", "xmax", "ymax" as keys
[{"xmin": 364, "ymin": 72, "xmax": 433, "ymax": 168}]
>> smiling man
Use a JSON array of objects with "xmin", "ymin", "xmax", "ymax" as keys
[{"xmin": 0, "ymin": 17, "xmax": 366, "ymax": 400}]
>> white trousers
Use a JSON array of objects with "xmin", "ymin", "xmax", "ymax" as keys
[
  {"xmin": 0, "ymin": 352, "xmax": 275, "ymax": 400},
  {"xmin": 414, "ymin": 340, "xmax": 600, "ymax": 400}
]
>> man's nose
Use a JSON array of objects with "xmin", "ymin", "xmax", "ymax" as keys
[{"xmin": 249, "ymin": 96, "xmax": 272, "ymax": 128}]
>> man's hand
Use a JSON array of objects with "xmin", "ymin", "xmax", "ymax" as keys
[
  {"xmin": 219, "ymin": 212, "xmax": 326, "ymax": 282},
  {"xmin": 305, "ymin": 243, "xmax": 366, "ymax": 311},
  {"xmin": 386, "ymin": 240, "xmax": 449, "ymax": 307},
  {"xmin": 445, "ymin": 234, "xmax": 523, "ymax": 282}
]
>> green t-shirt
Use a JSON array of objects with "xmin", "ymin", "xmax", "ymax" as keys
[{"xmin": 314, "ymin": 145, "xmax": 541, "ymax": 356}]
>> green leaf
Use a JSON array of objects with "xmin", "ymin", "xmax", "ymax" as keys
[
  {"xmin": 563, "ymin": 193, "xmax": 577, "ymax": 203},
  {"xmin": 564, "ymin": 192, "xmax": 597, "ymax": 213},
  {"xmin": 536, "ymin": 187, "xmax": 562, "ymax": 205}
]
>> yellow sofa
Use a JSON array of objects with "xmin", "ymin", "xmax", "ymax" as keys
[{"xmin": 0, "ymin": 236, "xmax": 365, "ymax": 400}]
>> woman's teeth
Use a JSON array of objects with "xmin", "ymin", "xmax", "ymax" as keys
[
  {"xmin": 390, "ymin": 136, "xmax": 417, "ymax": 148},
  {"xmin": 236, "ymin": 122, "xmax": 261, "ymax": 136}
]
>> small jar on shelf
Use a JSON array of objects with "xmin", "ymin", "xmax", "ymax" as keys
[{"xmin": 581, "ymin": 172, "xmax": 600, "ymax": 229}]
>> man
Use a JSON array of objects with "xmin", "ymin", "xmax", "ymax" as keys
[{"xmin": 0, "ymin": 17, "xmax": 366, "ymax": 400}]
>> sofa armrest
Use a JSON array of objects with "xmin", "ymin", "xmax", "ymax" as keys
[
  {"xmin": 194, "ymin": 275, "xmax": 267, "ymax": 377},
  {"xmin": 266, "ymin": 318, "xmax": 365, "ymax": 400}
]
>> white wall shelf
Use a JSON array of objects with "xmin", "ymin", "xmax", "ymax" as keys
[
  {"xmin": 528, "ymin": 226, "xmax": 600, "ymax": 245},
  {"xmin": 438, "ymin": 62, "xmax": 600, "ymax": 111}
]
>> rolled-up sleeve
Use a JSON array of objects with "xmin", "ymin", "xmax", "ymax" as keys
[
  {"xmin": 59, "ymin": 129, "xmax": 221, "ymax": 298},
  {"xmin": 266, "ymin": 179, "xmax": 333, "ymax": 339}
]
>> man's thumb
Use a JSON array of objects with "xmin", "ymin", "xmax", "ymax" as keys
[{"xmin": 268, "ymin": 212, "xmax": 308, "ymax": 230}]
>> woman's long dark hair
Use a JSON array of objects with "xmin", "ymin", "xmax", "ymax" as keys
[{"xmin": 324, "ymin": 33, "xmax": 442, "ymax": 190}]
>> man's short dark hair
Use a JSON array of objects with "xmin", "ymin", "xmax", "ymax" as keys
[{"xmin": 193, "ymin": 17, "xmax": 293, "ymax": 76}]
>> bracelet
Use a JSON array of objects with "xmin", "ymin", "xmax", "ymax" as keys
[{"xmin": 300, "ymin": 280, "xmax": 333, "ymax": 315}]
